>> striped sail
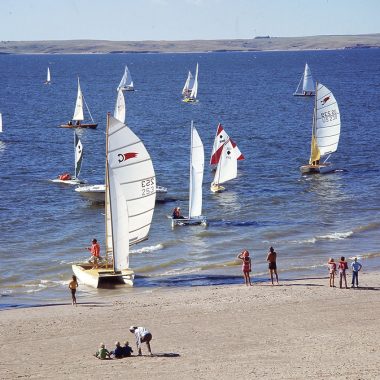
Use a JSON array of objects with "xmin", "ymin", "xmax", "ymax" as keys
[
  {"xmin": 74, "ymin": 132, "xmax": 83, "ymax": 179},
  {"xmin": 72, "ymin": 78, "xmax": 84, "ymax": 121},
  {"xmin": 114, "ymin": 89, "xmax": 126, "ymax": 123},
  {"xmin": 310, "ymin": 83, "xmax": 341, "ymax": 163},
  {"xmin": 189, "ymin": 121, "xmax": 204, "ymax": 218},
  {"xmin": 213, "ymin": 140, "xmax": 238, "ymax": 185}
]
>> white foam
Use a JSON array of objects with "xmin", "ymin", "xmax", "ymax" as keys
[
  {"xmin": 131, "ymin": 243, "xmax": 163, "ymax": 254},
  {"xmin": 318, "ymin": 231, "xmax": 353, "ymax": 240}
]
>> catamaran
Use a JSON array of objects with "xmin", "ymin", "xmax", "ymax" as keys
[
  {"xmin": 51, "ymin": 131, "xmax": 85, "ymax": 185},
  {"xmin": 293, "ymin": 63, "xmax": 315, "ymax": 96},
  {"xmin": 117, "ymin": 65, "xmax": 134, "ymax": 91},
  {"xmin": 45, "ymin": 67, "xmax": 51, "ymax": 85},
  {"xmin": 300, "ymin": 82, "xmax": 341, "ymax": 174},
  {"xmin": 60, "ymin": 78, "xmax": 98, "ymax": 129},
  {"xmin": 72, "ymin": 114, "xmax": 156, "ymax": 288},
  {"xmin": 182, "ymin": 63, "xmax": 198, "ymax": 103},
  {"xmin": 171, "ymin": 121, "xmax": 206, "ymax": 227}
]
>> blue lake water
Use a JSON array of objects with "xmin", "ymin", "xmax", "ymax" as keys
[{"xmin": 1, "ymin": 49, "xmax": 380, "ymax": 308}]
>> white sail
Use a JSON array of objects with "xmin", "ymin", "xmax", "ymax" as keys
[
  {"xmin": 74, "ymin": 132, "xmax": 83, "ymax": 179},
  {"xmin": 190, "ymin": 63, "xmax": 199, "ymax": 99},
  {"xmin": 182, "ymin": 71, "xmax": 194, "ymax": 95},
  {"xmin": 314, "ymin": 83, "xmax": 341, "ymax": 157},
  {"xmin": 0, "ymin": 113, "xmax": 2, "ymax": 133},
  {"xmin": 117, "ymin": 65, "xmax": 134, "ymax": 91},
  {"xmin": 46, "ymin": 67, "xmax": 51, "ymax": 83},
  {"xmin": 189, "ymin": 121, "xmax": 204, "ymax": 218},
  {"xmin": 114, "ymin": 89, "xmax": 126, "ymax": 123},
  {"xmin": 213, "ymin": 140, "xmax": 238, "ymax": 185},
  {"xmin": 107, "ymin": 116, "xmax": 156, "ymax": 247},
  {"xmin": 302, "ymin": 63, "xmax": 315, "ymax": 93},
  {"xmin": 72, "ymin": 78, "xmax": 84, "ymax": 121}
]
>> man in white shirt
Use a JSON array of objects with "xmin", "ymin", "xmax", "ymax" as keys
[
  {"xmin": 129, "ymin": 326, "xmax": 153, "ymax": 356},
  {"xmin": 351, "ymin": 257, "xmax": 363, "ymax": 288}
]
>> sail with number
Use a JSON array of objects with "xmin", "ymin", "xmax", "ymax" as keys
[
  {"xmin": 114, "ymin": 89, "xmax": 126, "ymax": 123},
  {"xmin": 189, "ymin": 121, "xmax": 204, "ymax": 218},
  {"xmin": 309, "ymin": 83, "xmax": 341, "ymax": 164},
  {"xmin": 294, "ymin": 63, "xmax": 315, "ymax": 96}
]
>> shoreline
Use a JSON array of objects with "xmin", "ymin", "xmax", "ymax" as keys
[{"xmin": 1, "ymin": 272, "xmax": 379, "ymax": 379}]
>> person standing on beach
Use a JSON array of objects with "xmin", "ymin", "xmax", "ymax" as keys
[
  {"xmin": 129, "ymin": 326, "xmax": 153, "ymax": 356},
  {"xmin": 328, "ymin": 258, "xmax": 337, "ymax": 287},
  {"xmin": 338, "ymin": 256, "xmax": 348, "ymax": 289},
  {"xmin": 68, "ymin": 275, "xmax": 78, "ymax": 306},
  {"xmin": 351, "ymin": 257, "xmax": 362, "ymax": 288},
  {"xmin": 266, "ymin": 246, "xmax": 279, "ymax": 285},
  {"xmin": 237, "ymin": 250, "xmax": 252, "ymax": 286},
  {"xmin": 87, "ymin": 238, "xmax": 101, "ymax": 269}
]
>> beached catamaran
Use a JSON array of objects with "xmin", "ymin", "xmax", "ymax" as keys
[
  {"xmin": 117, "ymin": 65, "xmax": 134, "ymax": 91},
  {"xmin": 172, "ymin": 121, "xmax": 206, "ymax": 227},
  {"xmin": 45, "ymin": 67, "xmax": 51, "ymax": 85},
  {"xmin": 60, "ymin": 78, "xmax": 98, "ymax": 129},
  {"xmin": 72, "ymin": 114, "xmax": 156, "ymax": 288},
  {"xmin": 182, "ymin": 63, "xmax": 198, "ymax": 103},
  {"xmin": 300, "ymin": 82, "xmax": 341, "ymax": 174},
  {"xmin": 51, "ymin": 131, "xmax": 85, "ymax": 185},
  {"xmin": 293, "ymin": 63, "xmax": 315, "ymax": 96}
]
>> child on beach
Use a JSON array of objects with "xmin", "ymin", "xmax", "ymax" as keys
[
  {"xmin": 111, "ymin": 341, "xmax": 124, "ymax": 359},
  {"xmin": 122, "ymin": 341, "xmax": 133, "ymax": 357},
  {"xmin": 237, "ymin": 250, "xmax": 252, "ymax": 286},
  {"xmin": 328, "ymin": 258, "xmax": 337, "ymax": 287},
  {"xmin": 68, "ymin": 275, "xmax": 78, "ymax": 306},
  {"xmin": 338, "ymin": 256, "xmax": 348, "ymax": 289},
  {"xmin": 94, "ymin": 343, "xmax": 111, "ymax": 360}
]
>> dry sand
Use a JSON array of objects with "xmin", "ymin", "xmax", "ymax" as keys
[{"xmin": 0, "ymin": 272, "xmax": 379, "ymax": 379}]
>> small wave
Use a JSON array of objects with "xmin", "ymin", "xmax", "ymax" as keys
[
  {"xmin": 131, "ymin": 243, "xmax": 163, "ymax": 254},
  {"xmin": 211, "ymin": 220, "xmax": 260, "ymax": 227},
  {"xmin": 353, "ymin": 222, "xmax": 380, "ymax": 234},
  {"xmin": 317, "ymin": 231, "xmax": 353, "ymax": 240}
]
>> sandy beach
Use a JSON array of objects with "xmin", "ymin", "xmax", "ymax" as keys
[{"xmin": 0, "ymin": 272, "xmax": 379, "ymax": 379}]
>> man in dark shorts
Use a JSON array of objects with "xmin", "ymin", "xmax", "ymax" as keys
[
  {"xmin": 266, "ymin": 246, "xmax": 279, "ymax": 285},
  {"xmin": 129, "ymin": 326, "xmax": 153, "ymax": 356}
]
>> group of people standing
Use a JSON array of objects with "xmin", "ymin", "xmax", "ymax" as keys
[
  {"xmin": 328, "ymin": 256, "xmax": 363, "ymax": 288},
  {"xmin": 237, "ymin": 246, "xmax": 279, "ymax": 286}
]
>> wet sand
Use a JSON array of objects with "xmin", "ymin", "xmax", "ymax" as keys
[{"xmin": 0, "ymin": 272, "xmax": 379, "ymax": 379}]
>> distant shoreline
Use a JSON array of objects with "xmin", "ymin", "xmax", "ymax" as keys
[{"xmin": 1, "ymin": 33, "xmax": 380, "ymax": 54}]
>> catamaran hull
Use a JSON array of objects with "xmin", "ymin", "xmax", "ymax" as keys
[
  {"xmin": 50, "ymin": 178, "xmax": 85, "ymax": 185},
  {"xmin": 72, "ymin": 264, "xmax": 134, "ymax": 288},
  {"xmin": 171, "ymin": 216, "xmax": 207, "ymax": 228},
  {"xmin": 60, "ymin": 123, "xmax": 98, "ymax": 129},
  {"xmin": 293, "ymin": 92, "xmax": 315, "ymax": 97},
  {"xmin": 300, "ymin": 163, "xmax": 336, "ymax": 174}
]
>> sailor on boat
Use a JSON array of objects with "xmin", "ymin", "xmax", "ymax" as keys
[
  {"xmin": 86, "ymin": 238, "xmax": 102, "ymax": 269},
  {"xmin": 172, "ymin": 207, "xmax": 184, "ymax": 219}
]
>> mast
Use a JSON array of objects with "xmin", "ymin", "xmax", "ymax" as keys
[
  {"xmin": 105, "ymin": 113, "xmax": 113, "ymax": 269},
  {"xmin": 309, "ymin": 82, "xmax": 320, "ymax": 164}
]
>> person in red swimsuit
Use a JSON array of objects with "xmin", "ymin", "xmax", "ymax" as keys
[{"xmin": 237, "ymin": 250, "xmax": 252, "ymax": 286}]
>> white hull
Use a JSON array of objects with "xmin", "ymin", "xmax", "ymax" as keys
[
  {"xmin": 182, "ymin": 97, "xmax": 198, "ymax": 103},
  {"xmin": 50, "ymin": 178, "xmax": 85, "ymax": 185},
  {"xmin": 300, "ymin": 163, "xmax": 336, "ymax": 174},
  {"xmin": 76, "ymin": 184, "xmax": 167, "ymax": 203},
  {"xmin": 72, "ymin": 263, "xmax": 134, "ymax": 288},
  {"xmin": 293, "ymin": 92, "xmax": 315, "ymax": 96},
  {"xmin": 210, "ymin": 183, "xmax": 225, "ymax": 193},
  {"xmin": 120, "ymin": 86, "xmax": 134, "ymax": 91},
  {"xmin": 171, "ymin": 216, "xmax": 207, "ymax": 228}
]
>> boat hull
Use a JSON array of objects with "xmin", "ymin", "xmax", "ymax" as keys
[
  {"xmin": 120, "ymin": 86, "xmax": 134, "ymax": 91},
  {"xmin": 182, "ymin": 97, "xmax": 198, "ymax": 103},
  {"xmin": 72, "ymin": 263, "xmax": 134, "ymax": 288},
  {"xmin": 60, "ymin": 123, "xmax": 98, "ymax": 129},
  {"xmin": 293, "ymin": 92, "xmax": 315, "ymax": 97},
  {"xmin": 171, "ymin": 216, "xmax": 207, "ymax": 228},
  {"xmin": 50, "ymin": 178, "xmax": 85, "ymax": 185},
  {"xmin": 210, "ymin": 184, "xmax": 225, "ymax": 193},
  {"xmin": 300, "ymin": 163, "xmax": 336, "ymax": 174}
]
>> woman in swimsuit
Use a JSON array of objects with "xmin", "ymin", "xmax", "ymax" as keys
[{"xmin": 237, "ymin": 250, "xmax": 252, "ymax": 286}]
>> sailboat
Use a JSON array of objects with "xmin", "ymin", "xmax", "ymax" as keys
[
  {"xmin": 60, "ymin": 78, "xmax": 98, "ymax": 129},
  {"xmin": 172, "ymin": 121, "xmax": 206, "ymax": 227},
  {"xmin": 45, "ymin": 67, "xmax": 51, "ymax": 85},
  {"xmin": 182, "ymin": 63, "xmax": 198, "ymax": 103},
  {"xmin": 51, "ymin": 131, "xmax": 85, "ymax": 185},
  {"xmin": 117, "ymin": 65, "xmax": 134, "ymax": 91},
  {"xmin": 300, "ymin": 82, "xmax": 341, "ymax": 174},
  {"xmin": 210, "ymin": 139, "xmax": 239, "ymax": 193},
  {"xmin": 72, "ymin": 114, "xmax": 156, "ymax": 288},
  {"xmin": 114, "ymin": 89, "xmax": 126, "ymax": 123},
  {"xmin": 293, "ymin": 63, "xmax": 315, "ymax": 96}
]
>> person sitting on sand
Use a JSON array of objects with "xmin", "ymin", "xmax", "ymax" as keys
[
  {"xmin": 237, "ymin": 250, "xmax": 252, "ymax": 286},
  {"xmin": 129, "ymin": 326, "xmax": 153, "ymax": 356},
  {"xmin": 328, "ymin": 258, "xmax": 337, "ymax": 287},
  {"xmin": 338, "ymin": 256, "xmax": 348, "ymax": 289},
  {"xmin": 122, "ymin": 341, "xmax": 133, "ymax": 357},
  {"xmin": 95, "ymin": 343, "xmax": 111, "ymax": 360},
  {"xmin": 266, "ymin": 246, "xmax": 279, "ymax": 285},
  {"xmin": 111, "ymin": 341, "xmax": 124, "ymax": 359},
  {"xmin": 68, "ymin": 275, "xmax": 78, "ymax": 306}
]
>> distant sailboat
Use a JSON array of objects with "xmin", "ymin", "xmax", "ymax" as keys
[
  {"xmin": 72, "ymin": 114, "xmax": 156, "ymax": 288},
  {"xmin": 51, "ymin": 131, "xmax": 85, "ymax": 185},
  {"xmin": 182, "ymin": 63, "xmax": 199, "ymax": 103},
  {"xmin": 117, "ymin": 65, "xmax": 134, "ymax": 91},
  {"xmin": 60, "ymin": 77, "xmax": 98, "ymax": 129},
  {"xmin": 300, "ymin": 82, "xmax": 341, "ymax": 174},
  {"xmin": 114, "ymin": 89, "xmax": 126, "ymax": 123},
  {"xmin": 45, "ymin": 67, "xmax": 51, "ymax": 85},
  {"xmin": 171, "ymin": 121, "xmax": 206, "ymax": 227},
  {"xmin": 293, "ymin": 63, "xmax": 315, "ymax": 96}
]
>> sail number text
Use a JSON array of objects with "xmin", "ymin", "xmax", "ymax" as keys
[
  {"xmin": 321, "ymin": 109, "xmax": 337, "ymax": 123},
  {"xmin": 141, "ymin": 177, "xmax": 155, "ymax": 196}
]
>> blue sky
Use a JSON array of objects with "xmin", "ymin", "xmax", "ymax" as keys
[{"xmin": 0, "ymin": 0, "xmax": 379, "ymax": 41}]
